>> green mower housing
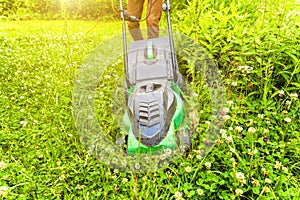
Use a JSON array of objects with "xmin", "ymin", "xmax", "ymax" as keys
[{"xmin": 116, "ymin": 38, "xmax": 190, "ymax": 155}]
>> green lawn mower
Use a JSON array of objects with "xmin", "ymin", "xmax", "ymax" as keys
[{"xmin": 116, "ymin": 0, "xmax": 190, "ymax": 156}]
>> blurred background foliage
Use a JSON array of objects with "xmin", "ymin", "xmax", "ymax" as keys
[{"xmin": 0, "ymin": 0, "xmax": 121, "ymax": 20}]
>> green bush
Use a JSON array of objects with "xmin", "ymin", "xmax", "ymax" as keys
[{"xmin": 172, "ymin": 0, "xmax": 300, "ymax": 102}]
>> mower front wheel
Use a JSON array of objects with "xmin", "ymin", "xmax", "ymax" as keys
[
  {"xmin": 116, "ymin": 136, "xmax": 127, "ymax": 154},
  {"xmin": 177, "ymin": 130, "xmax": 191, "ymax": 152}
]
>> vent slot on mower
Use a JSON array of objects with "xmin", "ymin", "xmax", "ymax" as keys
[{"xmin": 138, "ymin": 100, "xmax": 160, "ymax": 127}]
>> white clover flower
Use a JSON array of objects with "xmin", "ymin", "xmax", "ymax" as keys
[
  {"xmin": 59, "ymin": 174, "xmax": 66, "ymax": 181},
  {"xmin": 160, "ymin": 154, "xmax": 167, "ymax": 160},
  {"xmin": 223, "ymin": 107, "xmax": 230, "ymax": 113},
  {"xmin": 113, "ymin": 183, "xmax": 119, "ymax": 190},
  {"xmin": 205, "ymin": 121, "xmax": 211, "ymax": 125},
  {"xmin": 230, "ymin": 147, "xmax": 236, "ymax": 153},
  {"xmin": 248, "ymin": 149, "xmax": 258, "ymax": 156},
  {"xmin": 258, "ymin": 114, "xmax": 264, "ymax": 119},
  {"xmin": 237, "ymin": 65, "xmax": 253, "ymax": 74},
  {"xmin": 261, "ymin": 167, "xmax": 269, "ymax": 175},
  {"xmin": 197, "ymin": 188, "xmax": 204, "ymax": 195},
  {"xmin": 248, "ymin": 66, "xmax": 254, "ymax": 72},
  {"xmin": 241, "ymin": 179, "xmax": 246, "ymax": 185},
  {"xmin": 122, "ymin": 178, "xmax": 128, "ymax": 183},
  {"xmin": 76, "ymin": 184, "xmax": 85, "ymax": 190},
  {"xmin": 290, "ymin": 93, "xmax": 298, "ymax": 100},
  {"xmin": 192, "ymin": 92, "xmax": 198, "ymax": 97},
  {"xmin": 274, "ymin": 161, "xmax": 282, "ymax": 169},
  {"xmin": 284, "ymin": 117, "xmax": 292, "ymax": 123},
  {"xmin": 20, "ymin": 120, "xmax": 27, "ymax": 127},
  {"xmin": 278, "ymin": 90, "xmax": 285, "ymax": 97},
  {"xmin": 264, "ymin": 186, "xmax": 270, "ymax": 193},
  {"xmin": 185, "ymin": 166, "xmax": 192, "ymax": 173},
  {"xmin": 38, "ymin": 154, "xmax": 43, "ymax": 159},
  {"xmin": 174, "ymin": 191, "xmax": 182, "ymax": 198},
  {"xmin": 228, "ymin": 127, "xmax": 233, "ymax": 131},
  {"xmin": 265, "ymin": 178, "xmax": 272, "ymax": 184},
  {"xmin": 112, "ymin": 175, "xmax": 117, "ymax": 180},
  {"xmin": 263, "ymin": 128, "xmax": 269, "ymax": 134},
  {"xmin": 220, "ymin": 129, "xmax": 227, "ymax": 138},
  {"xmin": 0, "ymin": 186, "xmax": 9, "ymax": 197},
  {"xmin": 236, "ymin": 172, "xmax": 245, "ymax": 181},
  {"xmin": 231, "ymin": 81, "xmax": 238, "ymax": 86},
  {"xmin": 247, "ymin": 149, "xmax": 254, "ymax": 156},
  {"xmin": 204, "ymin": 162, "xmax": 212, "ymax": 169},
  {"xmin": 220, "ymin": 129, "xmax": 227, "ymax": 135},
  {"xmin": 0, "ymin": 162, "xmax": 7, "ymax": 170},
  {"xmin": 227, "ymin": 100, "xmax": 234, "ymax": 105},
  {"xmin": 226, "ymin": 135, "xmax": 233, "ymax": 143},
  {"xmin": 282, "ymin": 166, "xmax": 288, "ymax": 173},
  {"xmin": 286, "ymin": 100, "xmax": 291, "ymax": 106},
  {"xmin": 235, "ymin": 126, "xmax": 243, "ymax": 133},
  {"xmin": 135, "ymin": 163, "xmax": 140, "ymax": 170},
  {"xmin": 247, "ymin": 127, "xmax": 256, "ymax": 134},
  {"xmin": 251, "ymin": 178, "xmax": 260, "ymax": 186},
  {"xmin": 237, "ymin": 66, "xmax": 245, "ymax": 71},
  {"xmin": 235, "ymin": 188, "xmax": 243, "ymax": 196},
  {"xmin": 223, "ymin": 115, "xmax": 231, "ymax": 121},
  {"xmin": 164, "ymin": 148, "xmax": 172, "ymax": 156}
]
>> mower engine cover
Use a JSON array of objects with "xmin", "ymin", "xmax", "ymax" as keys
[{"xmin": 127, "ymin": 80, "xmax": 176, "ymax": 146}]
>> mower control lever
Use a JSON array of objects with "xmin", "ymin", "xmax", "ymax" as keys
[{"xmin": 123, "ymin": 10, "xmax": 140, "ymax": 22}]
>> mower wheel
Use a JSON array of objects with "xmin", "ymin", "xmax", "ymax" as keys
[
  {"xmin": 116, "ymin": 137, "xmax": 126, "ymax": 153},
  {"xmin": 177, "ymin": 130, "xmax": 191, "ymax": 152}
]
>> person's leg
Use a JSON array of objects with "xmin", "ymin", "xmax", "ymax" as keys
[
  {"xmin": 146, "ymin": 0, "xmax": 162, "ymax": 39},
  {"xmin": 128, "ymin": 0, "xmax": 145, "ymax": 40}
]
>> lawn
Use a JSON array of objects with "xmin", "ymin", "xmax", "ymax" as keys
[{"xmin": 0, "ymin": 2, "xmax": 300, "ymax": 199}]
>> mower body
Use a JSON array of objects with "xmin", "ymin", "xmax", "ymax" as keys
[{"xmin": 119, "ymin": 37, "xmax": 185, "ymax": 155}]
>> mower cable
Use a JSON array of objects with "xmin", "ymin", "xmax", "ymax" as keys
[{"xmin": 139, "ymin": 0, "xmax": 153, "ymax": 22}]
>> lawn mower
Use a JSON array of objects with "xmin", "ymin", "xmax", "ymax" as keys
[{"xmin": 116, "ymin": 0, "xmax": 191, "ymax": 156}]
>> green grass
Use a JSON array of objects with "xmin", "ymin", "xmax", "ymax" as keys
[{"xmin": 1, "ymin": 0, "xmax": 300, "ymax": 198}]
